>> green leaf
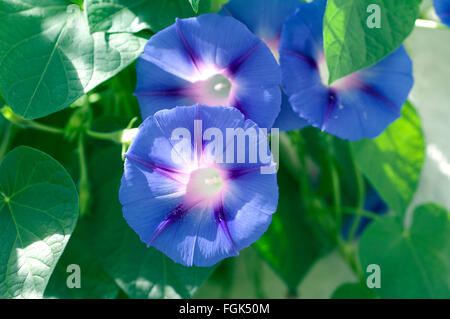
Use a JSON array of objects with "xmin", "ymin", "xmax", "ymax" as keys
[
  {"xmin": 44, "ymin": 220, "xmax": 120, "ymax": 299},
  {"xmin": 0, "ymin": 1, "xmax": 147, "ymax": 119},
  {"xmin": 87, "ymin": 146, "xmax": 214, "ymax": 299},
  {"xmin": 359, "ymin": 203, "xmax": 450, "ymax": 298},
  {"xmin": 405, "ymin": 27, "xmax": 450, "ymax": 212},
  {"xmin": 254, "ymin": 137, "xmax": 331, "ymax": 294},
  {"xmin": 85, "ymin": 0, "xmax": 212, "ymax": 34},
  {"xmin": 323, "ymin": 0, "xmax": 420, "ymax": 83},
  {"xmin": 0, "ymin": 146, "xmax": 79, "ymax": 298},
  {"xmin": 189, "ymin": 0, "xmax": 200, "ymax": 13},
  {"xmin": 331, "ymin": 283, "xmax": 374, "ymax": 299},
  {"xmin": 351, "ymin": 102, "xmax": 425, "ymax": 216}
]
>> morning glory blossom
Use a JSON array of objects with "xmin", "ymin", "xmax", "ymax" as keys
[
  {"xmin": 434, "ymin": 0, "xmax": 450, "ymax": 26},
  {"xmin": 220, "ymin": 0, "xmax": 309, "ymax": 131},
  {"xmin": 279, "ymin": 0, "xmax": 414, "ymax": 140},
  {"xmin": 119, "ymin": 105, "xmax": 278, "ymax": 267},
  {"xmin": 135, "ymin": 14, "xmax": 281, "ymax": 129}
]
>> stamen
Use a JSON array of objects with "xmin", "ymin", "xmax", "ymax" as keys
[
  {"xmin": 188, "ymin": 74, "xmax": 232, "ymax": 106},
  {"xmin": 186, "ymin": 167, "xmax": 224, "ymax": 201}
]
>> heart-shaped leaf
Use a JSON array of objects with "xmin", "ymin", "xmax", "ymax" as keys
[
  {"xmin": 324, "ymin": 0, "xmax": 420, "ymax": 83},
  {"xmin": 0, "ymin": 1, "xmax": 146, "ymax": 119},
  {"xmin": 0, "ymin": 146, "xmax": 79, "ymax": 298},
  {"xmin": 359, "ymin": 203, "xmax": 450, "ymax": 299},
  {"xmin": 85, "ymin": 0, "xmax": 211, "ymax": 34}
]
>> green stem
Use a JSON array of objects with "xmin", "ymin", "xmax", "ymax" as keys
[
  {"xmin": 336, "ymin": 237, "xmax": 364, "ymax": 283},
  {"xmin": 415, "ymin": 19, "xmax": 448, "ymax": 30},
  {"xmin": 86, "ymin": 129, "xmax": 122, "ymax": 144},
  {"xmin": 77, "ymin": 133, "xmax": 90, "ymax": 216},
  {"xmin": 4, "ymin": 112, "xmax": 126, "ymax": 144},
  {"xmin": 348, "ymin": 160, "xmax": 366, "ymax": 243},
  {"xmin": 0, "ymin": 122, "xmax": 13, "ymax": 160},
  {"xmin": 325, "ymin": 136, "xmax": 342, "ymax": 229},
  {"xmin": 340, "ymin": 206, "xmax": 380, "ymax": 220},
  {"xmin": 26, "ymin": 120, "xmax": 65, "ymax": 135}
]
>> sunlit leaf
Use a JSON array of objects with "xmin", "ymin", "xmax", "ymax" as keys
[
  {"xmin": 0, "ymin": 146, "xmax": 78, "ymax": 298},
  {"xmin": 85, "ymin": 0, "xmax": 212, "ymax": 34},
  {"xmin": 324, "ymin": 0, "xmax": 420, "ymax": 83},
  {"xmin": 359, "ymin": 203, "xmax": 450, "ymax": 298},
  {"xmin": 0, "ymin": 1, "xmax": 146, "ymax": 119},
  {"xmin": 351, "ymin": 102, "xmax": 425, "ymax": 216}
]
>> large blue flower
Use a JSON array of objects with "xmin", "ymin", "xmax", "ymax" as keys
[
  {"xmin": 279, "ymin": 0, "xmax": 414, "ymax": 140},
  {"xmin": 119, "ymin": 105, "xmax": 278, "ymax": 267},
  {"xmin": 434, "ymin": 0, "xmax": 450, "ymax": 26},
  {"xmin": 135, "ymin": 14, "xmax": 281, "ymax": 129},
  {"xmin": 221, "ymin": 0, "xmax": 309, "ymax": 131}
]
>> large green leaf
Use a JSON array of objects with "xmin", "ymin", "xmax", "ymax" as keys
[
  {"xmin": 359, "ymin": 203, "xmax": 450, "ymax": 298},
  {"xmin": 254, "ymin": 136, "xmax": 331, "ymax": 294},
  {"xmin": 87, "ymin": 146, "xmax": 214, "ymax": 299},
  {"xmin": 85, "ymin": 0, "xmax": 212, "ymax": 34},
  {"xmin": 405, "ymin": 27, "xmax": 450, "ymax": 212},
  {"xmin": 0, "ymin": 1, "xmax": 146, "ymax": 119},
  {"xmin": 351, "ymin": 103, "xmax": 425, "ymax": 216},
  {"xmin": 44, "ymin": 220, "xmax": 120, "ymax": 299},
  {"xmin": 323, "ymin": 0, "xmax": 420, "ymax": 83},
  {"xmin": 331, "ymin": 282, "xmax": 374, "ymax": 299},
  {"xmin": 0, "ymin": 146, "xmax": 79, "ymax": 298}
]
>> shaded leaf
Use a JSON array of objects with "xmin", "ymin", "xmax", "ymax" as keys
[
  {"xmin": 44, "ymin": 220, "xmax": 120, "ymax": 299},
  {"xmin": 0, "ymin": 146, "xmax": 79, "ymax": 298},
  {"xmin": 359, "ymin": 203, "xmax": 450, "ymax": 299},
  {"xmin": 331, "ymin": 282, "xmax": 374, "ymax": 299},
  {"xmin": 254, "ymin": 137, "xmax": 331, "ymax": 293}
]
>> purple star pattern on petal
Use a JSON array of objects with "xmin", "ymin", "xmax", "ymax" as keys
[
  {"xmin": 135, "ymin": 14, "xmax": 281, "ymax": 129},
  {"xmin": 119, "ymin": 105, "xmax": 279, "ymax": 267},
  {"xmin": 279, "ymin": 0, "xmax": 414, "ymax": 140}
]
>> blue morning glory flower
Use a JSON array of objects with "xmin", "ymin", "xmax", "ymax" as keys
[
  {"xmin": 279, "ymin": 0, "xmax": 414, "ymax": 140},
  {"xmin": 434, "ymin": 0, "xmax": 450, "ymax": 26},
  {"xmin": 119, "ymin": 105, "xmax": 278, "ymax": 267},
  {"xmin": 135, "ymin": 14, "xmax": 281, "ymax": 129},
  {"xmin": 221, "ymin": 0, "xmax": 309, "ymax": 131}
]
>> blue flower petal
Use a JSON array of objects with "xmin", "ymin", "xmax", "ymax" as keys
[
  {"xmin": 220, "ymin": 0, "xmax": 300, "ymax": 42},
  {"xmin": 220, "ymin": 0, "xmax": 309, "ymax": 131},
  {"xmin": 135, "ymin": 14, "xmax": 281, "ymax": 129},
  {"xmin": 120, "ymin": 105, "xmax": 278, "ymax": 267},
  {"xmin": 135, "ymin": 58, "xmax": 197, "ymax": 119},
  {"xmin": 279, "ymin": 0, "xmax": 413, "ymax": 140},
  {"xmin": 434, "ymin": 0, "xmax": 450, "ymax": 26},
  {"xmin": 222, "ymin": 170, "xmax": 277, "ymax": 246},
  {"xmin": 273, "ymin": 92, "xmax": 309, "ymax": 131}
]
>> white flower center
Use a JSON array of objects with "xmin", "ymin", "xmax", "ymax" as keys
[
  {"xmin": 186, "ymin": 167, "xmax": 224, "ymax": 201},
  {"xmin": 191, "ymin": 74, "xmax": 232, "ymax": 106}
]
